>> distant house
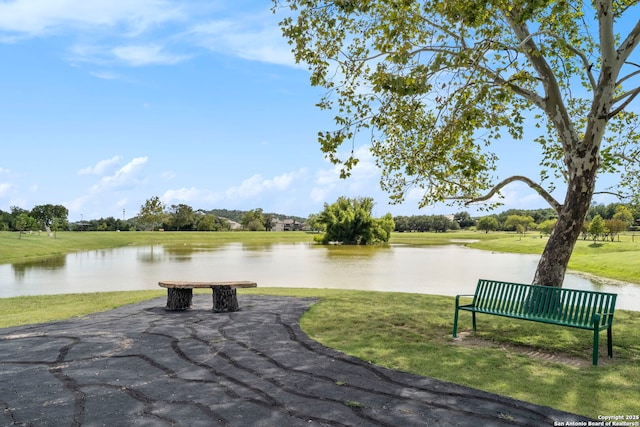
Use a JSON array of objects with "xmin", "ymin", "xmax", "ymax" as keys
[
  {"xmin": 227, "ymin": 220, "xmax": 242, "ymax": 230},
  {"xmin": 272, "ymin": 218, "xmax": 304, "ymax": 232}
]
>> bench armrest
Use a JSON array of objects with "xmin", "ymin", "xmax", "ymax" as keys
[{"xmin": 455, "ymin": 294, "xmax": 476, "ymax": 308}]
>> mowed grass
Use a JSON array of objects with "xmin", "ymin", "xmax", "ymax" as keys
[
  {"xmin": 0, "ymin": 290, "xmax": 165, "ymax": 327},
  {"xmin": 1, "ymin": 230, "xmax": 640, "ymax": 417},
  {"xmin": 465, "ymin": 232, "xmax": 640, "ymax": 284},
  {"xmin": 1, "ymin": 287, "xmax": 638, "ymax": 418}
]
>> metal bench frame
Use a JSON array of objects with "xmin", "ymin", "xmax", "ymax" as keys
[{"xmin": 453, "ymin": 279, "xmax": 617, "ymax": 365}]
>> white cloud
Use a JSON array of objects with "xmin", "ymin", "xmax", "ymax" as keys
[
  {"xmin": 162, "ymin": 187, "xmax": 221, "ymax": 205},
  {"xmin": 225, "ymin": 171, "xmax": 296, "ymax": 200},
  {"xmin": 311, "ymin": 146, "xmax": 381, "ymax": 201},
  {"xmin": 78, "ymin": 156, "xmax": 122, "ymax": 175},
  {"xmin": 0, "ymin": 167, "xmax": 10, "ymax": 174},
  {"xmin": 0, "ymin": 183, "xmax": 11, "ymax": 196},
  {"xmin": 1, "ymin": 1, "xmax": 297, "ymax": 71},
  {"xmin": 162, "ymin": 171, "xmax": 176, "ymax": 180},
  {"xmin": 67, "ymin": 157, "xmax": 149, "ymax": 215},
  {"xmin": 89, "ymin": 71, "xmax": 122, "ymax": 80},
  {"xmin": 112, "ymin": 44, "xmax": 191, "ymax": 66},
  {"xmin": 91, "ymin": 156, "xmax": 149, "ymax": 191},
  {"xmin": 188, "ymin": 13, "xmax": 297, "ymax": 67},
  {"xmin": 70, "ymin": 43, "xmax": 190, "ymax": 67},
  {"xmin": 0, "ymin": 0, "xmax": 184, "ymax": 37}
]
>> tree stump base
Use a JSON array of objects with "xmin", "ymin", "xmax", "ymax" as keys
[
  {"xmin": 159, "ymin": 281, "xmax": 256, "ymax": 312},
  {"xmin": 212, "ymin": 286, "xmax": 239, "ymax": 312},
  {"xmin": 165, "ymin": 288, "xmax": 193, "ymax": 311}
]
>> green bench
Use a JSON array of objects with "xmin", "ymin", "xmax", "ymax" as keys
[{"xmin": 453, "ymin": 279, "xmax": 617, "ymax": 365}]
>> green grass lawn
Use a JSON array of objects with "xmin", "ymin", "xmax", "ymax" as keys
[
  {"xmin": 1, "ymin": 230, "xmax": 639, "ymax": 418},
  {"xmin": 1, "ymin": 287, "xmax": 638, "ymax": 418},
  {"xmin": 466, "ymin": 232, "xmax": 640, "ymax": 284}
]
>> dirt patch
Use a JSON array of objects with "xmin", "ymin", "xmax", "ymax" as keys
[{"xmin": 451, "ymin": 332, "xmax": 610, "ymax": 368}]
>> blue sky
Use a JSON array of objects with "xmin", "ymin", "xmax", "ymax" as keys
[{"xmin": 0, "ymin": 1, "xmax": 623, "ymax": 222}]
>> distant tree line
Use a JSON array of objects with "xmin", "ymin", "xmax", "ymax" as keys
[
  {"xmin": 3, "ymin": 199, "xmax": 638, "ymax": 239},
  {"xmin": 475, "ymin": 204, "xmax": 639, "ymax": 239},
  {"xmin": 582, "ymin": 205, "xmax": 637, "ymax": 242},
  {"xmin": 136, "ymin": 198, "xmax": 304, "ymax": 232},
  {"xmin": 0, "ymin": 205, "xmax": 69, "ymax": 237},
  {"xmin": 393, "ymin": 204, "xmax": 639, "ymax": 238},
  {"xmin": 393, "ymin": 215, "xmax": 461, "ymax": 233}
]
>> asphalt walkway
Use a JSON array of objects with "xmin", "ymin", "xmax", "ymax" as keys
[{"xmin": 0, "ymin": 295, "xmax": 590, "ymax": 426}]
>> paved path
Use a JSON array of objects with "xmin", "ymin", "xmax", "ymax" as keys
[{"xmin": 1, "ymin": 295, "xmax": 588, "ymax": 426}]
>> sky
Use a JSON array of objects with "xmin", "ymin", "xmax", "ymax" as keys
[{"xmin": 0, "ymin": 1, "xmax": 626, "ymax": 222}]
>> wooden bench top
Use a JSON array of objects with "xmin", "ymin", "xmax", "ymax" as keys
[{"xmin": 158, "ymin": 280, "xmax": 257, "ymax": 289}]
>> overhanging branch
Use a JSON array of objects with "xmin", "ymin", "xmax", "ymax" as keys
[{"xmin": 460, "ymin": 175, "xmax": 562, "ymax": 213}]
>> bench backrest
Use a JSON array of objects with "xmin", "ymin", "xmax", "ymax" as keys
[{"xmin": 474, "ymin": 279, "xmax": 616, "ymax": 327}]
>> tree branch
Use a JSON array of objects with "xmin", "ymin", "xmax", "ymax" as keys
[
  {"xmin": 516, "ymin": 30, "xmax": 597, "ymax": 90},
  {"xmin": 615, "ymin": 18, "xmax": 640, "ymax": 68},
  {"xmin": 593, "ymin": 190, "xmax": 626, "ymax": 198},
  {"xmin": 609, "ymin": 86, "xmax": 640, "ymax": 118},
  {"xmin": 456, "ymin": 175, "xmax": 562, "ymax": 213}
]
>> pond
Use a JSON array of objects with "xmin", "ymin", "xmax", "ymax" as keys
[{"xmin": 1, "ymin": 242, "xmax": 638, "ymax": 311}]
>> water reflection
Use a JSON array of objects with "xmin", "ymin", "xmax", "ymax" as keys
[
  {"xmin": 136, "ymin": 245, "xmax": 169, "ymax": 263},
  {"xmin": 0, "ymin": 243, "xmax": 638, "ymax": 311},
  {"xmin": 11, "ymin": 256, "xmax": 67, "ymax": 281}
]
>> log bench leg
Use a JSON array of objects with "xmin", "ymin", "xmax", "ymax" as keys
[
  {"xmin": 165, "ymin": 288, "xmax": 193, "ymax": 311},
  {"xmin": 212, "ymin": 286, "xmax": 239, "ymax": 312}
]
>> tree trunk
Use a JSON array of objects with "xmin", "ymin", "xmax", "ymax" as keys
[{"xmin": 533, "ymin": 140, "xmax": 600, "ymax": 287}]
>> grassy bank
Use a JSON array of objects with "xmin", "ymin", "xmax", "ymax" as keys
[
  {"xmin": 1, "ymin": 287, "xmax": 638, "ymax": 418},
  {"xmin": 467, "ymin": 233, "xmax": 640, "ymax": 284},
  {"xmin": 0, "ymin": 230, "xmax": 311, "ymax": 264}
]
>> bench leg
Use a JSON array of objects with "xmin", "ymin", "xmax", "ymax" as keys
[
  {"xmin": 593, "ymin": 329, "xmax": 600, "ymax": 366},
  {"xmin": 472, "ymin": 312, "xmax": 477, "ymax": 332},
  {"xmin": 453, "ymin": 308, "xmax": 459, "ymax": 338},
  {"xmin": 212, "ymin": 286, "xmax": 239, "ymax": 312},
  {"xmin": 165, "ymin": 288, "xmax": 193, "ymax": 311},
  {"xmin": 607, "ymin": 326, "xmax": 613, "ymax": 358}
]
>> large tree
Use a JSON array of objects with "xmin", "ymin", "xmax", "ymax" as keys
[
  {"xmin": 275, "ymin": 0, "xmax": 640, "ymax": 287},
  {"xmin": 138, "ymin": 196, "xmax": 166, "ymax": 231},
  {"xmin": 168, "ymin": 204, "xmax": 196, "ymax": 231},
  {"xmin": 31, "ymin": 204, "xmax": 69, "ymax": 231}
]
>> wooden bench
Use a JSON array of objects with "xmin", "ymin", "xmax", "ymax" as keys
[
  {"xmin": 158, "ymin": 281, "xmax": 257, "ymax": 312},
  {"xmin": 453, "ymin": 279, "xmax": 617, "ymax": 365}
]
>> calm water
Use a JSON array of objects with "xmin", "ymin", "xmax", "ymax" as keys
[{"xmin": 2, "ymin": 242, "xmax": 639, "ymax": 310}]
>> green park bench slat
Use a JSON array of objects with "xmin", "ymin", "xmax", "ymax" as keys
[{"xmin": 453, "ymin": 279, "xmax": 617, "ymax": 365}]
